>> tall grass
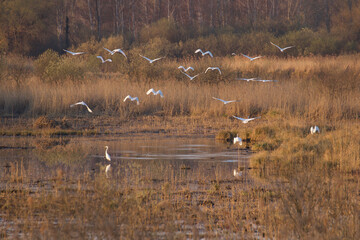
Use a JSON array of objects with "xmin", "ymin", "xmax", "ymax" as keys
[{"xmin": 1, "ymin": 55, "xmax": 359, "ymax": 124}]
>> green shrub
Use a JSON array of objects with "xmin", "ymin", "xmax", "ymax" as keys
[{"xmin": 35, "ymin": 49, "xmax": 84, "ymax": 83}]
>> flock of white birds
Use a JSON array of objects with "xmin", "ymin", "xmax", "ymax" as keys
[{"xmin": 64, "ymin": 42, "xmax": 319, "ymax": 178}]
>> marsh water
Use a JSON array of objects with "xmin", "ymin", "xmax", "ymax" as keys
[{"xmin": 0, "ymin": 135, "xmax": 251, "ymax": 187}]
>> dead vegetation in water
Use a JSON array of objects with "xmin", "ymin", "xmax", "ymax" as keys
[{"xmin": 0, "ymin": 156, "xmax": 359, "ymax": 239}]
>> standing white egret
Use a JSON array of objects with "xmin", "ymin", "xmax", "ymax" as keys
[
  {"xmin": 270, "ymin": 42, "xmax": 294, "ymax": 52},
  {"xmin": 139, "ymin": 54, "xmax": 164, "ymax": 63},
  {"xmin": 195, "ymin": 49, "xmax": 213, "ymax": 57},
  {"xmin": 178, "ymin": 66, "xmax": 194, "ymax": 72},
  {"xmin": 233, "ymin": 169, "xmax": 243, "ymax": 177},
  {"xmin": 205, "ymin": 67, "xmax": 222, "ymax": 75},
  {"xmin": 63, "ymin": 49, "xmax": 86, "ymax": 55},
  {"xmin": 97, "ymin": 56, "xmax": 112, "ymax": 63},
  {"xmin": 103, "ymin": 47, "xmax": 127, "ymax": 58},
  {"xmin": 70, "ymin": 101, "xmax": 93, "ymax": 113},
  {"xmin": 233, "ymin": 136, "xmax": 243, "ymax": 145},
  {"xmin": 123, "ymin": 95, "xmax": 140, "ymax": 105},
  {"xmin": 105, "ymin": 146, "xmax": 111, "ymax": 161},
  {"xmin": 233, "ymin": 115, "xmax": 261, "ymax": 124},
  {"xmin": 241, "ymin": 53, "xmax": 263, "ymax": 61},
  {"xmin": 310, "ymin": 126, "xmax": 320, "ymax": 134},
  {"xmin": 181, "ymin": 71, "xmax": 201, "ymax": 81},
  {"xmin": 212, "ymin": 97, "xmax": 240, "ymax": 105},
  {"xmin": 146, "ymin": 88, "xmax": 164, "ymax": 98}
]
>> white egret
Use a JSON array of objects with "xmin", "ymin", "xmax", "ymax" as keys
[
  {"xmin": 178, "ymin": 66, "xmax": 194, "ymax": 72},
  {"xmin": 236, "ymin": 77, "xmax": 258, "ymax": 82},
  {"xmin": 103, "ymin": 47, "xmax": 127, "ymax": 58},
  {"xmin": 146, "ymin": 88, "xmax": 164, "ymax": 98},
  {"xmin": 123, "ymin": 95, "xmax": 140, "ymax": 105},
  {"xmin": 233, "ymin": 136, "xmax": 243, "ymax": 145},
  {"xmin": 310, "ymin": 126, "xmax": 320, "ymax": 134},
  {"xmin": 139, "ymin": 54, "xmax": 164, "ymax": 63},
  {"xmin": 97, "ymin": 56, "xmax": 112, "ymax": 63},
  {"xmin": 63, "ymin": 49, "xmax": 86, "ymax": 55},
  {"xmin": 233, "ymin": 169, "xmax": 243, "ymax": 177},
  {"xmin": 205, "ymin": 67, "xmax": 222, "ymax": 75},
  {"xmin": 241, "ymin": 53, "xmax": 263, "ymax": 61},
  {"xmin": 70, "ymin": 101, "xmax": 93, "ymax": 113},
  {"xmin": 105, "ymin": 146, "xmax": 111, "ymax": 161},
  {"xmin": 270, "ymin": 42, "xmax": 294, "ymax": 52},
  {"xmin": 257, "ymin": 79, "xmax": 278, "ymax": 82},
  {"xmin": 212, "ymin": 97, "xmax": 240, "ymax": 105},
  {"xmin": 181, "ymin": 71, "xmax": 200, "ymax": 81},
  {"xmin": 233, "ymin": 115, "xmax": 261, "ymax": 124},
  {"xmin": 195, "ymin": 49, "xmax": 213, "ymax": 57}
]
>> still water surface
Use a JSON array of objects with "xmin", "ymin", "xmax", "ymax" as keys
[{"xmin": 0, "ymin": 136, "xmax": 250, "ymax": 184}]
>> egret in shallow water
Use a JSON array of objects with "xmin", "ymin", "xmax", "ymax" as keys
[
  {"xmin": 212, "ymin": 97, "xmax": 240, "ymax": 105},
  {"xmin": 241, "ymin": 53, "xmax": 263, "ymax": 61},
  {"xmin": 103, "ymin": 47, "xmax": 127, "ymax": 58},
  {"xmin": 70, "ymin": 101, "xmax": 93, "ymax": 113},
  {"xmin": 97, "ymin": 56, "xmax": 112, "ymax": 63},
  {"xmin": 123, "ymin": 95, "xmax": 140, "ymax": 105},
  {"xmin": 139, "ymin": 54, "xmax": 164, "ymax": 63},
  {"xmin": 63, "ymin": 49, "xmax": 86, "ymax": 55},
  {"xmin": 233, "ymin": 169, "xmax": 243, "ymax": 177},
  {"xmin": 270, "ymin": 42, "xmax": 294, "ymax": 52},
  {"xmin": 233, "ymin": 115, "xmax": 261, "ymax": 124},
  {"xmin": 310, "ymin": 126, "xmax": 320, "ymax": 134},
  {"xmin": 146, "ymin": 88, "xmax": 164, "ymax": 98},
  {"xmin": 105, "ymin": 146, "xmax": 111, "ymax": 161},
  {"xmin": 195, "ymin": 49, "xmax": 213, "ymax": 57},
  {"xmin": 233, "ymin": 136, "xmax": 242, "ymax": 145}
]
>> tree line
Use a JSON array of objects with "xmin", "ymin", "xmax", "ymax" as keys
[{"xmin": 0, "ymin": 0, "xmax": 359, "ymax": 56}]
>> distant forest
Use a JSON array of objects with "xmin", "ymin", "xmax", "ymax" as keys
[{"xmin": 1, "ymin": 0, "xmax": 360, "ymax": 56}]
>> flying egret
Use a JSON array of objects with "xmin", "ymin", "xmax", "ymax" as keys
[
  {"xmin": 195, "ymin": 49, "xmax": 213, "ymax": 57},
  {"xmin": 105, "ymin": 146, "xmax": 111, "ymax": 161},
  {"xmin": 181, "ymin": 71, "xmax": 200, "ymax": 81},
  {"xmin": 97, "ymin": 56, "xmax": 112, "ymax": 63},
  {"xmin": 233, "ymin": 115, "xmax": 261, "ymax": 124},
  {"xmin": 63, "ymin": 49, "xmax": 86, "ymax": 55},
  {"xmin": 205, "ymin": 67, "xmax": 222, "ymax": 75},
  {"xmin": 270, "ymin": 42, "xmax": 294, "ymax": 52},
  {"xmin": 256, "ymin": 79, "xmax": 278, "ymax": 82},
  {"xmin": 103, "ymin": 47, "xmax": 127, "ymax": 58},
  {"xmin": 139, "ymin": 54, "xmax": 164, "ymax": 63},
  {"xmin": 123, "ymin": 95, "xmax": 140, "ymax": 105},
  {"xmin": 233, "ymin": 136, "xmax": 243, "ymax": 145},
  {"xmin": 310, "ymin": 126, "xmax": 320, "ymax": 134},
  {"xmin": 146, "ymin": 88, "xmax": 164, "ymax": 98},
  {"xmin": 241, "ymin": 53, "xmax": 263, "ymax": 61},
  {"xmin": 233, "ymin": 169, "xmax": 243, "ymax": 177},
  {"xmin": 105, "ymin": 164, "xmax": 111, "ymax": 178},
  {"xmin": 236, "ymin": 77, "xmax": 258, "ymax": 82},
  {"xmin": 70, "ymin": 101, "xmax": 93, "ymax": 113},
  {"xmin": 178, "ymin": 66, "xmax": 194, "ymax": 72},
  {"xmin": 212, "ymin": 97, "xmax": 240, "ymax": 105}
]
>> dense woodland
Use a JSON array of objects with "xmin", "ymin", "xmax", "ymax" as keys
[{"xmin": 1, "ymin": 0, "xmax": 360, "ymax": 56}]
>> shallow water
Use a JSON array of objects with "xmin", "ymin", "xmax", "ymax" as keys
[{"xmin": 0, "ymin": 135, "xmax": 250, "ymax": 184}]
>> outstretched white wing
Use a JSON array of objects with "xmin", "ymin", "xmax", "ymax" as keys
[
  {"xmin": 113, "ymin": 48, "xmax": 127, "ymax": 58},
  {"xmin": 139, "ymin": 54, "xmax": 152, "ymax": 62},
  {"xmin": 204, "ymin": 51, "xmax": 213, "ymax": 57},
  {"xmin": 70, "ymin": 101, "xmax": 93, "ymax": 113},
  {"xmin": 103, "ymin": 47, "xmax": 114, "ymax": 55}
]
